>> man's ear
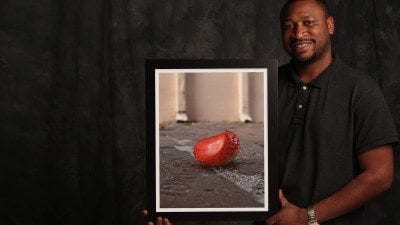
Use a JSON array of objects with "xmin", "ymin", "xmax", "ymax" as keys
[{"xmin": 327, "ymin": 16, "xmax": 335, "ymax": 35}]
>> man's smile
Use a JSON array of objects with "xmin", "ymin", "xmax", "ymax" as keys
[{"xmin": 291, "ymin": 39, "xmax": 315, "ymax": 53}]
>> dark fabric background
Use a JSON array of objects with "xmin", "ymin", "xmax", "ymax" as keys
[{"xmin": 0, "ymin": 0, "xmax": 399, "ymax": 225}]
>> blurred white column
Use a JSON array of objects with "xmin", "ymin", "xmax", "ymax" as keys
[
  {"xmin": 159, "ymin": 73, "xmax": 177, "ymax": 124},
  {"xmin": 238, "ymin": 72, "xmax": 252, "ymax": 122},
  {"xmin": 248, "ymin": 72, "xmax": 264, "ymax": 122},
  {"xmin": 176, "ymin": 73, "xmax": 188, "ymax": 122}
]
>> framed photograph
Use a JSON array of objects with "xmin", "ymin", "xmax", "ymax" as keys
[{"xmin": 145, "ymin": 59, "xmax": 279, "ymax": 221}]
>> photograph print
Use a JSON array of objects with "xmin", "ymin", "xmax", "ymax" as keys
[{"xmin": 146, "ymin": 60, "xmax": 278, "ymax": 221}]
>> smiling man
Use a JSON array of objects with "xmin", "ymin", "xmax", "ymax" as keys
[
  {"xmin": 281, "ymin": 0, "xmax": 332, "ymax": 63},
  {"xmin": 262, "ymin": 0, "xmax": 399, "ymax": 225}
]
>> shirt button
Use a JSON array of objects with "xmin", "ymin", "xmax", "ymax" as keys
[
  {"xmin": 298, "ymin": 104, "xmax": 303, "ymax": 109},
  {"xmin": 302, "ymin": 85, "xmax": 307, "ymax": 90}
]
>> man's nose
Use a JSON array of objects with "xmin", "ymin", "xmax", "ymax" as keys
[{"xmin": 292, "ymin": 25, "xmax": 306, "ymax": 39}]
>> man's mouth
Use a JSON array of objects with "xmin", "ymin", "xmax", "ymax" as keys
[{"xmin": 291, "ymin": 40, "xmax": 314, "ymax": 52}]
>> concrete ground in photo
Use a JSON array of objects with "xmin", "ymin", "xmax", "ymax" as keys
[{"xmin": 158, "ymin": 122, "xmax": 265, "ymax": 208}]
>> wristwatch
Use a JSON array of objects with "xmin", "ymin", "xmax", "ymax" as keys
[{"xmin": 307, "ymin": 206, "xmax": 320, "ymax": 225}]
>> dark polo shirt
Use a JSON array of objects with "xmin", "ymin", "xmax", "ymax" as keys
[{"xmin": 255, "ymin": 57, "xmax": 398, "ymax": 225}]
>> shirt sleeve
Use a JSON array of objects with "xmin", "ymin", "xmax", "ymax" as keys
[{"xmin": 354, "ymin": 83, "xmax": 399, "ymax": 154}]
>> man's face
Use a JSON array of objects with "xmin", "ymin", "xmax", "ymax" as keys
[{"xmin": 281, "ymin": 0, "xmax": 334, "ymax": 64}]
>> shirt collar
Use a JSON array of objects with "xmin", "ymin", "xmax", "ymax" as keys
[{"xmin": 288, "ymin": 55, "xmax": 340, "ymax": 89}]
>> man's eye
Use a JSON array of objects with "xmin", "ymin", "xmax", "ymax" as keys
[{"xmin": 304, "ymin": 20, "xmax": 316, "ymax": 26}]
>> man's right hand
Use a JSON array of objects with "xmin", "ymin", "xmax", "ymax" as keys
[{"xmin": 141, "ymin": 210, "xmax": 172, "ymax": 225}]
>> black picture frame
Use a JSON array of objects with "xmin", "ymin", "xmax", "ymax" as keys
[{"xmin": 145, "ymin": 59, "xmax": 279, "ymax": 221}]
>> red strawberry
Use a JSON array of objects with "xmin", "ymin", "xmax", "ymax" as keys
[{"xmin": 193, "ymin": 130, "xmax": 240, "ymax": 167}]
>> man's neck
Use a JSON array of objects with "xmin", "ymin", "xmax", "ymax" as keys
[{"xmin": 293, "ymin": 53, "xmax": 333, "ymax": 83}]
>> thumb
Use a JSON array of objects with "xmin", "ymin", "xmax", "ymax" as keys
[{"xmin": 279, "ymin": 189, "xmax": 289, "ymax": 207}]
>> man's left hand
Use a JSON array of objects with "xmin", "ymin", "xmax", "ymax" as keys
[{"xmin": 266, "ymin": 190, "xmax": 308, "ymax": 225}]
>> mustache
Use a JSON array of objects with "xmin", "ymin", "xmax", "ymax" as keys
[{"xmin": 290, "ymin": 37, "xmax": 315, "ymax": 46}]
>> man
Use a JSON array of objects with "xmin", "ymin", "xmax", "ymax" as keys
[
  {"xmin": 144, "ymin": 0, "xmax": 398, "ymax": 224},
  {"xmin": 262, "ymin": 0, "xmax": 398, "ymax": 224}
]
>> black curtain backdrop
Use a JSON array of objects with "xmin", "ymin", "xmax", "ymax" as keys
[{"xmin": 0, "ymin": 0, "xmax": 399, "ymax": 225}]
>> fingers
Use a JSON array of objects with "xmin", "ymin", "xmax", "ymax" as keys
[
  {"xmin": 155, "ymin": 217, "xmax": 171, "ymax": 225},
  {"xmin": 278, "ymin": 189, "xmax": 289, "ymax": 207},
  {"xmin": 141, "ymin": 209, "xmax": 171, "ymax": 225},
  {"xmin": 164, "ymin": 218, "xmax": 171, "ymax": 225},
  {"xmin": 142, "ymin": 210, "xmax": 152, "ymax": 225},
  {"xmin": 156, "ymin": 217, "xmax": 163, "ymax": 225}
]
